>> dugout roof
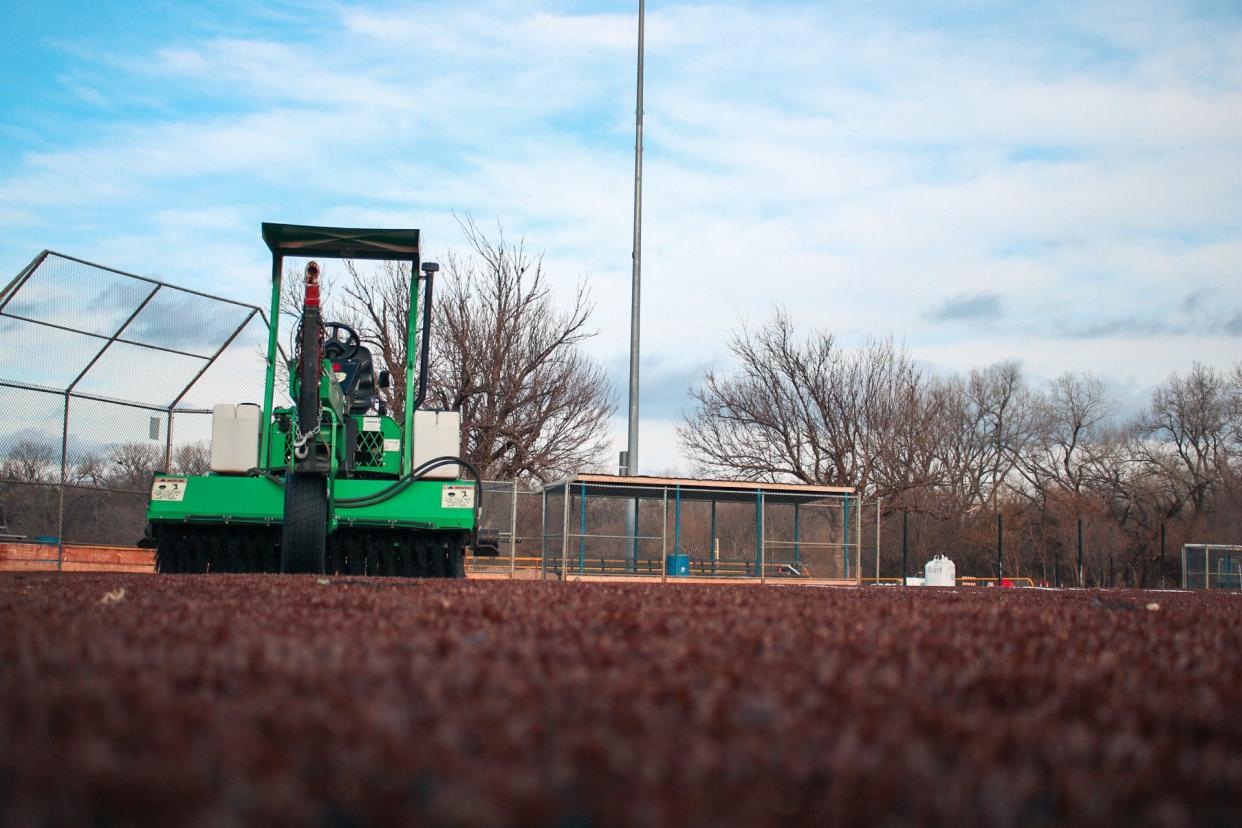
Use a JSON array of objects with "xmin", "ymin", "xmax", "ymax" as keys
[{"xmin": 543, "ymin": 474, "xmax": 855, "ymax": 506}]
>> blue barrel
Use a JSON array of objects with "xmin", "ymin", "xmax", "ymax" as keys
[{"xmin": 665, "ymin": 554, "xmax": 689, "ymax": 576}]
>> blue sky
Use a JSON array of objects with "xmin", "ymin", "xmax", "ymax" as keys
[{"xmin": 2, "ymin": 1, "xmax": 1240, "ymax": 472}]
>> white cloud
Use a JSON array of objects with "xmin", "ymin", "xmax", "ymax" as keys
[{"xmin": 1, "ymin": 1, "xmax": 1239, "ymax": 472}]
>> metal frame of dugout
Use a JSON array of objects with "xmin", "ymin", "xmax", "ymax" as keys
[{"xmin": 540, "ymin": 474, "xmax": 857, "ymax": 582}]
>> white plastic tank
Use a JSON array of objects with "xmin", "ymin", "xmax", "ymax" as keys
[
  {"xmin": 924, "ymin": 555, "xmax": 956, "ymax": 587},
  {"xmin": 210, "ymin": 404, "xmax": 260, "ymax": 474},
  {"xmin": 411, "ymin": 410, "xmax": 462, "ymax": 479}
]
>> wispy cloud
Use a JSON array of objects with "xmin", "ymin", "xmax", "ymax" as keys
[
  {"xmin": 928, "ymin": 293, "xmax": 1003, "ymax": 322},
  {"xmin": 1, "ymin": 0, "xmax": 1239, "ymax": 469}
]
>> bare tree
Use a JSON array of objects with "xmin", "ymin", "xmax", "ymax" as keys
[
  {"xmin": 0, "ymin": 440, "xmax": 60, "ymax": 538},
  {"xmin": 678, "ymin": 311, "xmax": 926, "ymax": 495},
  {"xmin": 427, "ymin": 219, "xmax": 613, "ymax": 483},
  {"xmin": 1138, "ymin": 363, "xmax": 1234, "ymax": 516},
  {"xmin": 342, "ymin": 260, "xmax": 411, "ymax": 417},
  {"xmin": 1, "ymin": 440, "xmax": 57, "ymax": 483},
  {"xmin": 172, "ymin": 442, "xmax": 211, "ymax": 476},
  {"xmin": 108, "ymin": 443, "xmax": 162, "ymax": 491},
  {"xmin": 1025, "ymin": 373, "xmax": 1113, "ymax": 497}
]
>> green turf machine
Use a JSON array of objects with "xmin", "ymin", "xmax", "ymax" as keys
[{"xmin": 146, "ymin": 223, "xmax": 483, "ymax": 577}]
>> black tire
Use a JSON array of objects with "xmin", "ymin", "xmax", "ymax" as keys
[{"xmin": 281, "ymin": 472, "xmax": 327, "ymax": 574}]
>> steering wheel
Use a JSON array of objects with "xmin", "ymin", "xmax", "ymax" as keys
[{"xmin": 322, "ymin": 322, "xmax": 360, "ymax": 360}]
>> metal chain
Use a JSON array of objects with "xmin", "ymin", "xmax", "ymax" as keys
[{"xmin": 292, "ymin": 419, "xmax": 321, "ymax": 452}]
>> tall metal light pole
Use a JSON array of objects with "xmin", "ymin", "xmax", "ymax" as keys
[{"xmin": 625, "ymin": 0, "xmax": 645, "ymax": 478}]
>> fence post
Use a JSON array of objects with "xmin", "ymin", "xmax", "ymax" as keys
[
  {"xmin": 874, "ymin": 497, "xmax": 882, "ymax": 584},
  {"xmin": 632, "ymin": 496, "xmax": 641, "ymax": 573},
  {"xmin": 560, "ymin": 482, "xmax": 571, "ymax": 581},
  {"xmin": 843, "ymin": 494, "xmax": 851, "ymax": 580},
  {"xmin": 509, "ymin": 480, "xmax": 518, "ymax": 580},
  {"xmin": 578, "ymin": 481, "xmax": 587, "ymax": 575},
  {"xmin": 1077, "ymin": 516, "xmax": 1084, "ymax": 587},
  {"xmin": 1159, "ymin": 522, "xmax": 1165, "ymax": 589},
  {"xmin": 996, "ymin": 512, "xmax": 1003, "ymax": 585},
  {"xmin": 759, "ymin": 491, "xmax": 766, "ymax": 584},
  {"xmin": 674, "ymin": 483, "xmax": 681, "ymax": 558},
  {"xmin": 856, "ymin": 493, "xmax": 862, "ymax": 585},
  {"xmin": 754, "ymin": 488, "xmax": 762, "ymax": 579},
  {"xmin": 793, "ymin": 501, "xmax": 800, "ymax": 570},
  {"xmin": 541, "ymin": 489, "xmax": 548, "ymax": 581},
  {"xmin": 710, "ymin": 499, "xmax": 717, "ymax": 575},
  {"xmin": 901, "ymin": 510, "xmax": 908, "ymax": 586},
  {"xmin": 661, "ymin": 487, "xmax": 668, "ymax": 583},
  {"xmin": 58, "ymin": 392, "xmax": 70, "ymax": 571},
  {"xmin": 164, "ymin": 406, "xmax": 175, "ymax": 472}
]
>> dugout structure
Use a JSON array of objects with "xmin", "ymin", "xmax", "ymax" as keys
[
  {"xmin": 541, "ymin": 474, "xmax": 858, "ymax": 582},
  {"xmin": 1182, "ymin": 544, "xmax": 1242, "ymax": 590}
]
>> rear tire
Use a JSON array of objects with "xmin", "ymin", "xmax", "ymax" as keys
[{"xmin": 281, "ymin": 472, "xmax": 327, "ymax": 574}]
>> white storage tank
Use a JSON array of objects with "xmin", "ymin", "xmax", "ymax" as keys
[
  {"xmin": 924, "ymin": 555, "xmax": 956, "ymax": 587},
  {"xmin": 411, "ymin": 410, "xmax": 462, "ymax": 479},
  {"xmin": 210, "ymin": 403, "xmax": 260, "ymax": 474}
]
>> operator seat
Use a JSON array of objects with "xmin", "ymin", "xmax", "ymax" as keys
[{"xmin": 337, "ymin": 346, "xmax": 376, "ymax": 414}]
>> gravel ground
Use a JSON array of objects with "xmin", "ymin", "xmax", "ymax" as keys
[{"xmin": 1, "ymin": 574, "xmax": 1240, "ymax": 827}]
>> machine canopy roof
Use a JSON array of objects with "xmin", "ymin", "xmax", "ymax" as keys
[{"xmin": 261, "ymin": 223, "xmax": 420, "ymax": 261}]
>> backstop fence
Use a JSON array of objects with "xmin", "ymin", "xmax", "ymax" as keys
[{"xmin": 0, "ymin": 251, "xmax": 273, "ymax": 555}]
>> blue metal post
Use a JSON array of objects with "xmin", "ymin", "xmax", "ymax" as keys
[
  {"xmin": 631, "ymin": 496, "xmax": 640, "ymax": 572},
  {"xmin": 755, "ymin": 488, "xmax": 763, "ymax": 576},
  {"xmin": 710, "ymin": 499, "xmax": 717, "ymax": 574},
  {"xmin": 794, "ymin": 501, "xmax": 801, "ymax": 568},
  {"xmin": 843, "ymin": 494, "xmax": 851, "ymax": 579},
  {"xmin": 674, "ymin": 484, "xmax": 681, "ymax": 555},
  {"xmin": 578, "ymin": 481, "xmax": 586, "ymax": 574}
]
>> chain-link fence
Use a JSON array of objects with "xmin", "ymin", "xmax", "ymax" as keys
[
  {"xmin": 884, "ymin": 509, "xmax": 1181, "ymax": 588},
  {"xmin": 466, "ymin": 481, "xmax": 546, "ymax": 577},
  {"xmin": 538, "ymin": 476, "xmax": 861, "ymax": 581},
  {"xmin": 1183, "ymin": 544, "xmax": 1242, "ymax": 590},
  {"xmin": 0, "ymin": 251, "xmax": 272, "ymax": 561}
]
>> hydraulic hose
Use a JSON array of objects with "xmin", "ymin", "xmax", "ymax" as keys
[
  {"xmin": 250, "ymin": 454, "xmax": 485, "ymax": 545},
  {"xmin": 336, "ymin": 454, "xmax": 485, "ymax": 545},
  {"xmin": 336, "ymin": 455, "xmax": 481, "ymax": 507}
]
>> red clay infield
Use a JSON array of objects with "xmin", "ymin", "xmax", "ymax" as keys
[{"xmin": 1, "ymin": 574, "xmax": 1240, "ymax": 826}]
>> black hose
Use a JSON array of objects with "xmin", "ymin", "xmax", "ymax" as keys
[
  {"xmin": 333, "ymin": 454, "xmax": 452, "ymax": 505},
  {"xmin": 336, "ymin": 455, "xmax": 480, "ymax": 507},
  {"xmin": 251, "ymin": 454, "xmax": 485, "ymax": 544},
  {"xmin": 337, "ymin": 454, "xmax": 485, "ymax": 544}
]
